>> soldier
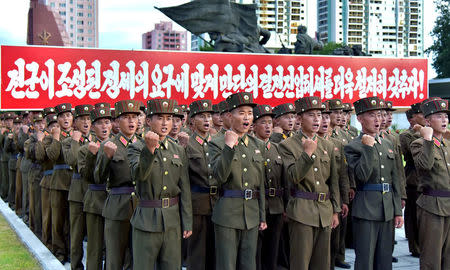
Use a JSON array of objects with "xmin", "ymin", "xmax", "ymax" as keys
[
  {"xmin": 62, "ymin": 104, "xmax": 93, "ymax": 270},
  {"xmin": 278, "ymin": 96, "xmax": 341, "ymax": 270},
  {"xmin": 209, "ymin": 92, "xmax": 267, "ymax": 270},
  {"xmin": 270, "ymin": 103, "xmax": 296, "ymax": 143},
  {"xmin": 127, "ymin": 99, "xmax": 192, "ymax": 270},
  {"xmin": 80, "ymin": 103, "xmax": 112, "ymax": 270},
  {"xmin": 111, "ymin": 109, "xmax": 120, "ymax": 135},
  {"xmin": 344, "ymin": 97, "xmax": 403, "ymax": 270},
  {"xmin": 136, "ymin": 101, "xmax": 146, "ymax": 138},
  {"xmin": 399, "ymin": 102, "xmax": 424, "ymax": 257},
  {"xmin": 19, "ymin": 112, "xmax": 34, "ymax": 223},
  {"xmin": 94, "ymin": 100, "xmax": 141, "ymax": 270},
  {"xmin": 328, "ymin": 99, "xmax": 351, "ymax": 144},
  {"xmin": 252, "ymin": 104, "xmax": 286, "ymax": 270},
  {"xmin": 212, "ymin": 103, "xmax": 223, "ymax": 134},
  {"xmin": 36, "ymin": 111, "xmax": 58, "ymax": 251},
  {"xmin": 411, "ymin": 99, "xmax": 450, "ymax": 270},
  {"xmin": 5, "ymin": 115, "xmax": 21, "ymax": 209},
  {"xmin": 1, "ymin": 112, "xmax": 14, "ymax": 201},
  {"xmin": 215, "ymin": 100, "xmax": 231, "ymax": 138},
  {"xmin": 342, "ymin": 103, "xmax": 359, "ymax": 139}
]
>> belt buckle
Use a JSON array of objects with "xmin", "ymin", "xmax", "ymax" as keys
[
  {"xmin": 268, "ymin": 188, "xmax": 276, "ymax": 197},
  {"xmin": 318, "ymin": 192, "xmax": 327, "ymax": 202},
  {"xmin": 162, "ymin": 198, "xmax": 170, "ymax": 208},
  {"xmin": 382, "ymin": 183, "xmax": 390, "ymax": 193},
  {"xmin": 209, "ymin": 186, "xmax": 218, "ymax": 195},
  {"xmin": 244, "ymin": 189, "xmax": 253, "ymax": 200}
]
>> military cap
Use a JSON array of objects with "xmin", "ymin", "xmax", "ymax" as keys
[
  {"xmin": 173, "ymin": 105, "xmax": 184, "ymax": 118},
  {"xmin": 95, "ymin": 102, "xmax": 111, "ymax": 110},
  {"xmin": 13, "ymin": 116, "xmax": 22, "ymax": 123},
  {"xmin": 295, "ymin": 96, "xmax": 324, "ymax": 114},
  {"xmin": 179, "ymin": 104, "xmax": 189, "ymax": 112},
  {"xmin": 405, "ymin": 109, "xmax": 414, "ymax": 120},
  {"xmin": 46, "ymin": 114, "xmax": 58, "ymax": 126},
  {"xmin": 33, "ymin": 113, "xmax": 44, "ymax": 122},
  {"xmin": 411, "ymin": 102, "xmax": 423, "ymax": 114},
  {"xmin": 353, "ymin": 96, "xmax": 383, "ymax": 115},
  {"xmin": 189, "ymin": 99, "xmax": 214, "ymax": 118},
  {"xmin": 90, "ymin": 107, "xmax": 112, "ymax": 122},
  {"xmin": 54, "ymin": 103, "xmax": 72, "ymax": 115},
  {"xmin": 3, "ymin": 112, "xmax": 15, "ymax": 120},
  {"xmin": 111, "ymin": 108, "xmax": 116, "ymax": 119},
  {"xmin": 218, "ymin": 100, "xmax": 229, "ymax": 114},
  {"xmin": 321, "ymin": 100, "xmax": 331, "ymax": 114},
  {"xmin": 74, "ymin": 104, "xmax": 93, "ymax": 118},
  {"xmin": 343, "ymin": 103, "xmax": 354, "ymax": 112},
  {"xmin": 20, "ymin": 110, "xmax": 30, "ymax": 116},
  {"xmin": 147, "ymin": 99, "xmax": 178, "ymax": 115},
  {"xmin": 43, "ymin": 107, "xmax": 56, "ymax": 117},
  {"xmin": 385, "ymin": 100, "xmax": 396, "ymax": 111},
  {"xmin": 114, "ymin": 100, "xmax": 141, "ymax": 118},
  {"xmin": 137, "ymin": 100, "xmax": 145, "ymax": 111},
  {"xmin": 273, "ymin": 103, "xmax": 295, "ymax": 118},
  {"xmin": 226, "ymin": 92, "xmax": 256, "ymax": 110},
  {"xmin": 212, "ymin": 104, "xmax": 220, "ymax": 114},
  {"xmin": 328, "ymin": 99, "xmax": 344, "ymax": 110},
  {"xmin": 421, "ymin": 99, "xmax": 450, "ymax": 117},
  {"xmin": 253, "ymin": 104, "xmax": 275, "ymax": 121}
]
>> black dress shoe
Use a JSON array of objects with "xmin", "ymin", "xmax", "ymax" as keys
[
  {"xmin": 392, "ymin": 257, "xmax": 398, "ymax": 263},
  {"xmin": 335, "ymin": 260, "xmax": 351, "ymax": 269}
]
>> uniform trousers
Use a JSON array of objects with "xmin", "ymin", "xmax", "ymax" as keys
[
  {"xmin": 41, "ymin": 186, "xmax": 52, "ymax": 250},
  {"xmin": 331, "ymin": 215, "xmax": 348, "ymax": 269},
  {"xmin": 256, "ymin": 213, "xmax": 283, "ymax": 270},
  {"xmin": 1, "ymin": 161, "xmax": 9, "ymax": 199},
  {"xmin": 86, "ymin": 212, "xmax": 105, "ymax": 270},
  {"xmin": 104, "ymin": 218, "xmax": 132, "ymax": 270},
  {"xmin": 405, "ymin": 187, "xmax": 420, "ymax": 255},
  {"xmin": 21, "ymin": 169, "xmax": 30, "ymax": 220},
  {"xmin": 51, "ymin": 189, "xmax": 70, "ymax": 261},
  {"xmin": 187, "ymin": 214, "xmax": 215, "ymax": 270},
  {"xmin": 69, "ymin": 201, "xmax": 86, "ymax": 270}
]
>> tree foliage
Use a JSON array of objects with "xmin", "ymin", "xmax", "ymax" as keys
[
  {"xmin": 313, "ymin": 42, "xmax": 346, "ymax": 55},
  {"xmin": 426, "ymin": 0, "xmax": 450, "ymax": 78}
]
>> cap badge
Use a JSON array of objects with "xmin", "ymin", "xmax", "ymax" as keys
[
  {"xmin": 61, "ymin": 105, "xmax": 66, "ymax": 109},
  {"xmin": 371, "ymin": 100, "xmax": 377, "ymax": 106},
  {"xmin": 289, "ymin": 104, "xmax": 294, "ymax": 109},
  {"xmin": 265, "ymin": 106, "xmax": 270, "ymax": 112},
  {"xmin": 100, "ymin": 104, "xmax": 105, "ymax": 108},
  {"xmin": 174, "ymin": 108, "xmax": 179, "ymax": 113},
  {"xmin": 84, "ymin": 106, "xmax": 89, "ymax": 111},
  {"xmin": 243, "ymin": 94, "xmax": 250, "ymax": 101},
  {"xmin": 442, "ymin": 102, "xmax": 447, "ymax": 108},
  {"xmin": 203, "ymin": 102, "xmax": 208, "ymax": 108},
  {"xmin": 162, "ymin": 101, "xmax": 169, "ymax": 108},
  {"xmin": 380, "ymin": 101, "xmax": 384, "ymax": 106},
  {"xmin": 312, "ymin": 99, "xmax": 318, "ymax": 105},
  {"xmin": 128, "ymin": 103, "xmax": 134, "ymax": 108},
  {"xmin": 100, "ymin": 110, "xmax": 105, "ymax": 115},
  {"xmin": 336, "ymin": 101, "xmax": 341, "ymax": 105}
]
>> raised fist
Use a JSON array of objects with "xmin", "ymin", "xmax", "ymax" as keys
[
  {"xmin": 178, "ymin": 132, "xmax": 189, "ymax": 148},
  {"xmin": 225, "ymin": 130, "xmax": 239, "ymax": 149},
  {"xmin": 1, "ymin": 128, "xmax": 7, "ymax": 134},
  {"xmin": 273, "ymin": 126, "xmax": 283, "ymax": 134},
  {"xmin": 21, "ymin": 125, "xmax": 29, "ymax": 134},
  {"xmin": 104, "ymin": 141, "xmax": 117, "ymax": 159},
  {"xmin": 51, "ymin": 126, "xmax": 61, "ymax": 140},
  {"xmin": 302, "ymin": 138, "xmax": 317, "ymax": 157},
  {"xmin": 88, "ymin": 142, "xmax": 100, "ymax": 155},
  {"xmin": 144, "ymin": 131, "xmax": 160, "ymax": 154},
  {"xmin": 361, "ymin": 134, "xmax": 375, "ymax": 147},
  {"xmin": 72, "ymin": 131, "xmax": 82, "ymax": 142},
  {"xmin": 7, "ymin": 133, "xmax": 13, "ymax": 139},
  {"xmin": 420, "ymin": 126, "xmax": 433, "ymax": 141},
  {"xmin": 413, "ymin": 124, "xmax": 423, "ymax": 132},
  {"xmin": 36, "ymin": 131, "xmax": 45, "ymax": 142}
]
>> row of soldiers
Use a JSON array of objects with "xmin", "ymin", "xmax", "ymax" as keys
[{"xmin": 0, "ymin": 93, "xmax": 448, "ymax": 270}]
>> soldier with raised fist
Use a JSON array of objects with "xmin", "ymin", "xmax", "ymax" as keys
[
  {"xmin": 344, "ymin": 97, "xmax": 403, "ymax": 270},
  {"xmin": 411, "ymin": 99, "xmax": 450, "ymax": 270},
  {"xmin": 127, "ymin": 99, "xmax": 192, "ymax": 270},
  {"xmin": 209, "ymin": 92, "xmax": 266, "ymax": 270},
  {"xmin": 278, "ymin": 96, "xmax": 340, "ymax": 270}
]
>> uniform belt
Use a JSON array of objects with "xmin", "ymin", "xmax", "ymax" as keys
[
  {"xmin": 31, "ymin": 163, "xmax": 42, "ymax": 170},
  {"xmin": 10, "ymin": 154, "xmax": 19, "ymax": 160},
  {"xmin": 54, "ymin": 164, "xmax": 71, "ymax": 170},
  {"xmin": 290, "ymin": 189, "xmax": 330, "ymax": 202},
  {"xmin": 109, "ymin": 186, "xmax": 135, "ymax": 195},
  {"xmin": 221, "ymin": 189, "xmax": 260, "ymax": 200},
  {"xmin": 88, "ymin": 184, "xmax": 106, "ymax": 191},
  {"xmin": 139, "ymin": 197, "xmax": 179, "ymax": 208},
  {"xmin": 72, "ymin": 173, "xmax": 81, "ymax": 179},
  {"xmin": 360, "ymin": 183, "xmax": 391, "ymax": 193},
  {"xmin": 18, "ymin": 153, "xmax": 23, "ymax": 158},
  {"xmin": 265, "ymin": 188, "xmax": 284, "ymax": 197},
  {"xmin": 43, "ymin": 170, "xmax": 53, "ymax": 176},
  {"xmin": 191, "ymin": 185, "xmax": 218, "ymax": 195},
  {"xmin": 423, "ymin": 189, "xmax": 450, "ymax": 198}
]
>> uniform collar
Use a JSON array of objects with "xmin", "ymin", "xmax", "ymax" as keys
[
  {"xmin": 194, "ymin": 133, "xmax": 211, "ymax": 146},
  {"xmin": 238, "ymin": 134, "xmax": 249, "ymax": 147},
  {"xmin": 159, "ymin": 137, "xmax": 169, "ymax": 150},
  {"xmin": 265, "ymin": 140, "xmax": 271, "ymax": 150},
  {"xmin": 299, "ymin": 130, "xmax": 318, "ymax": 142},
  {"xmin": 80, "ymin": 133, "xmax": 92, "ymax": 143},
  {"xmin": 118, "ymin": 132, "xmax": 137, "ymax": 147},
  {"xmin": 282, "ymin": 131, "xmax": 293, "ymax": 140},
  {"xmin": 61, "ymin": 128, "xmax": 73, "ymax": 138},
  {"xmin": 433, "ymin": 136, "xmax": 445, "ymax": 148}
]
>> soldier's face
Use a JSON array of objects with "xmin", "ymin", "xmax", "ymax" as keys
[
  {"xmin": 5, "ymin": 118, "xmax": 13, "ymax": 129},
  {"xmin": 48, "ymin": 122, "xmax": 59, "ymax": 130},
  {"xmin": 75, "ymin": 115, "xmax": 91, "ymax": 135},
  {"xmin": 34, "ymin": 120, "xmax": 45, "ymax": 132},
  {"xmin": 119, "ymin": 113, "xmax": 138, "ymax": 137},
  {"xmin": 230, "ymin": 106, "xmax": 254, "ymax": 136},
  {"xmin": 276, "ymin": 113, "xmax": 296, "ymax": 132},
  {"xmin": 112, "ymin": 118, "xmax": 120, "ymax": 134},
  {"xmin": 93, "ymin": 118, "xmax": 112, "ymax": 141},
  {"xmin": 221, "ymin": 112, "xmax": 232, "ymax": 129},
  {"xmin": 413, "ymin": 113, "xmax": 426, "ymax": 126},
  {"xmin": 380, "ymin": 110, "xmax": 387, "ymax": 130},
  {"xmin": 150, "ymin": 114, "xmax": 173, "ymax": 139},
  {"xmin": 192, "ymin": 112, "xmax": 212, "ymax": 136},
  {"xmin": 300, "ymin": 110, "xmax": 322, "ymax": 135},
  {"xmin": 319, "ymin": 113, "xmax": 331, "ymax": 135},
  {"xmin": 426, "ymin": 113, "xmax": 449, "ymax": 136},
  {"xmin": 386, "ymin": 111, "xmax": 393, "ymax": 128},
  {"xmin": 357, "ymin": 110, "xmax": 381, "ymax": 135},
  {"xmin": 253, "ymin": 116, "xmax": 273, "ymax": 141},
  {"xmin": 330, "ymin": 110, "xmax": 343, "ymax": 127},
  {"xmin": 212, "ymin": 113, "xmax": 223, "ymax": 127},
  {"xmin": 294, "ymin": 117, "xmax": 302, "ymax": 131},
  {"xmin": 169, "ymin": 116, "xmax": 182, "ymax": 137},
  {"xmin": 58, "ymin": 112, "xmax": 73, "ymax": 131},
  {"xmin": 137, "ymin": 110, "xmax": 146, "ymax": 132}
]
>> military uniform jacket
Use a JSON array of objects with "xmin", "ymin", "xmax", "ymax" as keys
[
  {"xmin": 209, "ymin": 134, "xmax": 266, "ymax": 230},
  {"xmin": 1, "ymin": 129, "xmax": 11, "ymax": 162},
  {"xmin": 186, "ymin": 132, "xmax": 218, "ymax": 216},
  {"xmin": 263, "ymin": 141, "xmax": 285, "ymax": 215},
  {"xmin": 128, "ymin": 138, "xmax": 193, "ymax": 232},
  {"xmin": 79, "ymin": 142, "xmax": 106, "ymax": 215},
  {"xmin": 270, "ymin": 131, "xmax": 294, "ymax": 144},
  {"xmin": 344, "ymin": 134, "xmax": 402, "ymax": 221},
  {"xmin": 5, "ymin": 131, "xmax": 19, "ymax": 170},
  {"xmin": 327, "ymin": 136, "xmax": 350, "ymax": 205},
  {"xmin": 382, "ymin": 130, "xmax": 407, "ymax": 199},
  {"xmin": 94, "ymin": 132, "xmax": 140, "ymax": 221},
  {"xmin": 26, "ymin": 134, "xmax": 44, "ymax": 183},
  {"xmin": 18, "ymin": 129, "xmax": 32, "ymax": 173},
  {"xmin": 347, "ymin": 125, "xmax": 359, "ymax": 139},
  {"xmin": 46, "ymin": 129, "xmax": 73, "ymax": 191},
  {"xmin": 400, "ymin": 128, "xmax": 421, "ymax": 187},
  {"xmin": 63, "ymin": 134, "xmax": 93, "ymax": 202},
  {"xmin": 411, "ymin": 137, "xmax": 450, "ymax": 217},
  {"xmin": 34, "ymin": 132, "xmax": 54, "ymax": 188},
  {"xmin": 278, "ymin": 131, "xmax": 341, "ymax": 228}
]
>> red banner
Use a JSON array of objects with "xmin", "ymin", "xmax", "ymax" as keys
[{"xmin": 0, "ymin": 45, "xmax": 428, "ymax": 110}]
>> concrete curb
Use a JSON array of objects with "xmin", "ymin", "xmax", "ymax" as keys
[{"xmin": 0, "ymin": 199, "xmax": 64, "ymax": 270}]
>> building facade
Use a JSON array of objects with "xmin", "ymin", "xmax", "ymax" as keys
[{"xmin": 142, "ymin": 21, "xmax": 188, "ymax": 51}]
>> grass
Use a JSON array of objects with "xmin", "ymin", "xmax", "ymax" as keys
[{"xmin": 0, "ymin": 214, "xmax": 40, "ymax": 270}]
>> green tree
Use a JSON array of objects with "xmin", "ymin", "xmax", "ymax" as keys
[
  {"xmin": 313, "ymin": 42, "xmax": 345, "ymax": 55},
  {"xmin": 199, "ymin": 43, "xmax": 214, "ymax": 51},
  {"xmin": 426, "ymin": 0, "xmax": 450, "ymax": 78}
]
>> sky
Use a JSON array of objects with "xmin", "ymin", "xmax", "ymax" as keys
[{"xmin": 0, "ymin": 0, "xmax": 439, "ymax": 78}]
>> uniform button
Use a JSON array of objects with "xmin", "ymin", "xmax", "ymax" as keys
[
  {"xmin": 241, "ymin": 142, "xmax": 244, "ymax": 145},
  {"xmin": 163, "ymin": 186, "xmax": 167, "ymax": 190},
  {"xmin": 314, "ymin": 168, "xmax": 318, "ymax": 172},
  {"xmin": 208, "ymin": 164, "xmax": 211, "ymax": 168},
  {"xmin": 243, "ymin": 168, "xmax": 247, "ymax": 172},
  {"xmin": 204, "ymin": 143, "xmax": 207, "ymax": 146},
  {"xmin": 379, "ymin": 152, "xmax": 383, "ymax": 156},
  {"xmin": 342, "ymin": 139, "xmax": 346, "ymax": 142},
  {"xmin": 268, "ymin": 169, "xmax": 271, "ymax": 172},
  {"xmin": 381, "ymin": 165, "xmax": 384, "ymax": 169},
  {"xmin": 132, "ymin": 181, "xmax": 136, "ymax": 185},
  {"xmin": 278, "ymin": 155, "xmax": 281, "ymax": 159},
  {"xmin": 131, "ymin": 192, "xmax": 135, "ymax": 196},
  {"xmin": 445, "ymin": 152, "xmax": 448, "ymax": 155},
  {"xmin": 267, "ymin": 158, "xmax": 270, "ymax": 162},
  {"xmin": 312, "ymin": 154, "xmax": 316, "ymax": 159},
  {"xmin": 447, "ymin": 163, "xmax": 450, "ymax": 166},
  {"xmin": 164, "ymin": 171, "xmax": 168, "ymax": 175},
  {"xmin": 209, "ymin": 175, "xmax": 212, "ymax": 179},
  {"xmin": 244, "ymin": 182, "xmax": 248, "ymax": 186},
  {"xmin": 206, "ymin": 153, "xmax": 209, "ymax": 157},
  {"xmin": 268, "ymin": 179, "xmax": 272, "ymax": 183},
  {"xmin": 242, "ymin": 154, "xmax": 246, "ymax": 158},
  {"xmin": 316, "ymin": 181, "xmax": 320, "ymax": 185},
  {"xmin": 163, "ymin": 157, "xmax": 167, "ymax": 162},
  {"xmin": 381, "ymin": 177, "xmax": 385, "ymax": 181}
]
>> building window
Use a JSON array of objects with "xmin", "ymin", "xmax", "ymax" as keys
[
  {"xmin": 50, "ymin": 2, "xmax": 55, "ymax": 7},
  {"xmin": 78, "ymin": 12, "xmax": 83, "ymax": 16},
  {"xmin": 88, "ymin": 21, "xmax": 92, "ymax": 26},
  {"xmin": 59, "ymin": 11, "xmax": 66, "ymax": 16},
  {"xmin": 77, "ymin": 29, "xmax": 84, "ymax": 33},
  {"xmin": 77, "ymin": 4, "xmax": 84, "ymax": 9},
  {"xmin": 70, "ymin": 33, "xmax": 73, "ymax": 37},
  {"xmin": 77, "ymin": 20, "xmax": 84, "ymax": 25},
  {"xmin": 88, "ymin": 5, "xmax": 93, "ymax": 9},
  {"xmin": 87, "ymin": 13, "xmax": 92, "ymax": 18},
  {"xmin": 59, "ymin": 3, "xmax": 66, "ymax": 8}
]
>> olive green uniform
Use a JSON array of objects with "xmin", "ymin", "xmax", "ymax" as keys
[
  {"xmin": 19, "ymin": 128, "xmax": 32, "ymax": 221},
  {"xmin": 1, "ymin": 129, "xmax": 11, "ymax": 200},
  {"xmin": 27, "ymin": 133, "xmax": 43, "ymax": 238},
  {"xmin": 5, "ymin": 130, "xmax": 19, "ymax": 208},
  {"xmin": 411, "ymin": 137, "xmax": 450, "ymax": 269},
  {"xmin": 270, "ymin": 131, "xmax": 294, "ymax": 144},
  {"xmin": 209, "ymin": 133, "xmax": 266, "ymax": 270}
]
